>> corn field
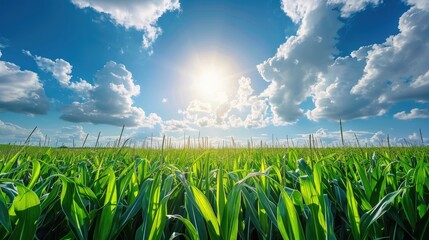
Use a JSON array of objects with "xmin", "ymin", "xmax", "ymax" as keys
[{"xmin": 0, "ymin": 145, "xmax": 428, "ymax": 239}]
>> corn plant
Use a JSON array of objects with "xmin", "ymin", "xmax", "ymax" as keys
[{"xmin": 0, "ymin": 145, "xmax": 427, "ymax": 239}]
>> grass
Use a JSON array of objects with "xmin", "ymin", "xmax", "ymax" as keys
[{"xmin": 0, "ymin": 144, "xmax": 428, "ymax": 239}]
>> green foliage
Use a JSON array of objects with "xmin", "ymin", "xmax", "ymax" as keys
[{"xmin": 0, "ymin": 145, "xmax": 428, "ymax": 239}]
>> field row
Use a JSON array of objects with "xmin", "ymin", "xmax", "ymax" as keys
[{"xmin": 0, "ymin": 146, "xmax": 428, "ymax": 239}]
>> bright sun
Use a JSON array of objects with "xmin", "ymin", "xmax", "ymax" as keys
[
  {"xmin": 195, "ymin": 67, "xmax": 226, "ymax": 95},
  {"xmin": 189, "ymin": 53, "xmax": 236, "ymax": 102}
]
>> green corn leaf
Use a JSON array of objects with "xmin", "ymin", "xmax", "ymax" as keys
[
  {"xmin": 241, "ymin": 187, "xmax": 266, "ymax": 238},
  {"xmin": 216, "ymin": 167, "xmax": 226, "ymax": 223},
  {"xmin": 402, "ymin": 183, "xmax": 417, "ymax": 230},
  {"xmin": 354, "ymin": 161, "xmax": 372, "ymax": 201},
  {"xmin": 185, "ymin": 192, "xmax": 209, "ymax": 240},
  {"xmin": 10, "ymin": 185, "xmax": 41, "ymax": 240},
  {"xmin": 221, "ymin": 184, "xmax": 242, "ymax": 240},
  {"xmin": 27, "ymin": 161, "xmax": 41, "ymax": 189},
  {"xmin": 167, "ymin": 215, "xmax": 199, "ymax": 240},
  {"xmin": 119, "ymin": 178, "xmax": 153, "ymax": 229},
  {"xmin": 190, "ymin": 185, "xmax": 220, "ymax": 239},
  {"xmin": 277, "ymin": 189, "xmax": 304, "ymax": 240},
  {"xmin": 360, "ymin": 189, "xmax": 403, "ymax": 239},
  {"xmin": 77, "ymin": 161, "xmax": 90, "ymax": 187},
  {"xmin": 255, "ymin": 181, "xmax": 278, "ymax": 228},
  {"xmin": 0, "ymin": 190, "xmax": 12, "ymax": 233},
  {"xmin": 60, "ymin": 179, "xmax": 89, "ymax": 240},
  {"xmin": 148, "ymin": 195, "xmax": 170, "ymax": 240},
  {"xmin": 40, "ymin": 184, "xmax": 60, "ymax": 211},
  {"xmin": 346, "ymin": 180, "xmax": 361, "ymax": 240},
  {"xmin": 77, "ymin": 184, "xmax": 99, "ymax": 206},
  {"xmin": 298, "ymin": 159, "xmax": 313, "ymax": 177},
  {"xmin": 176, "ymin": 170, "xmax": 209, "ymax": 240},
  {"xmin": 94, "ymin": 168, "xmax": 118, "ymax": 240},
  {"xmin": 128, "ymin": 171, "xmax": 140, "ymax": 204},
  {"xmin": 416, "ymin": 210, "xmax": 429, "ymax": 240},
  {"xmin": 300, "ymin": 175, "xmax": 325, "ymax": 240},
  {"xmin": 324, "ymin": 194, "xmax": 336, "ymax": 240},
  {"xmin": 2, "ymin": 148, "xmax": 23, "ymax": 173},
  {"xmin": 415, "ymin": 160, "xmax": 427, "ymax": 199}
]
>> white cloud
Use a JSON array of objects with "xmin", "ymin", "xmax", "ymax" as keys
[
  {"xmin": 327, "ymin": 0, "xmax": 381, "ymax": 17},
  {"xmin": 408, "ymin": 0, "xmax": 429, "ymax": 10},
  {"xmin": 161, "ymin": 119, "xmax": 195, "ymax": 133},
  {"xmin": 258, "ymin": 1, "xmax": 342, "ymax": 123},
  {"xmin": 294, "ymin": 127, "xmax": 375, "ymax": 146},
  {"xmin": 24, "ymin": 51, "xmax": 93, "ymax": 96},
  {"xmin": 68, "ymin": 78, "xmax": 94, "ymax": 97},
  {"xmin": 370, "ymin": 130, "xmax": 385, "ymax": 144},
  {"xmin": 186, "ymin": 100, "xmax": 212, "ymax": 113},
  {"xmin": 162, "ymin": 98, "xmax": 168, "ymax": 103},
  {"xmin": 71, "ymin": 0, "xmax": 180, "ymax": 51},
  {"xmin": 351, "ymin": 4, "xmax": 429, "ymax": 103},
  {"xmin": 61, "ymin": 61, "xmax": 161, "ymax": 127},
  {"xmin": 24, "ymin": 50, "xmax": 72, "ymax": 86},
  {"xmin": 280, "ymin": 0, "xmax": 320, "ymax": 23},
  {"xmin": 307, "ymin": 46, "xmax": 389, "ymax": 120},
  {"xmin": 260, "ymin": 0, "xmax": 429, "ymax": 123},
  {"xmin": 180, "ymin": 77, "xmax": 270, "ymax": 129},
  {"xmin": 0, "ymin": 60, "xmax": 49, "ymax": 114},
  {"xmin": 55, "ymin": 125, "xmax": 88, "ymax": 146},
  {"xmin": 408, "ymin": 132, "xmax": 420, "ymax": 141},
  {"xmin": 394, "ymin": 108, "xmax": 429, "ymax": 120},
  {"xmin": 0, "ymin": 120, "xmax": 44, "ymax": 144}
]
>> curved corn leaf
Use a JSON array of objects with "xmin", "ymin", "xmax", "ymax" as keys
[
  {"xmin": 346, "ymin": 180, "xmax": 361, "ymax": 239},
  {"xmin": 0, "ymin": 190, "xmax": 12, "ymax": 233},
  {"xmin": 60, "ymin": 179, "xmax": 89, "ymax": 240},
  {"xmin": 221, "ymin": 184, "xmax": 242, "ymax": 240},
  {"xmin": 190, "ymin": 185, "xmax": 220, "ymax": 239},
  {"xmin": 27, "ymin": 161, "xmax": 41, "ymax": 189},
  {"xmin": 10, "ymin": 185, "xmax": 41, "ymax": 240},
  {"xmin": 94, "ymin": 168, "xmax": 118, "ymax": 240},
  {"xmin": 277, "ymin": 189, "xmax": 304, "ymax": 240},
  {"xmin": 360, "ymin": 189, "xmax": 403, "ymax": 239}
]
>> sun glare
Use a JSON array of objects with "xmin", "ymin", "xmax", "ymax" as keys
[
  {"xmin": 188, "ymin": 53, "xmax": 236, "ymax": 103},
  {"xmin": 195, "ymin": 67, "xmax": 225, "ymax": 95}
]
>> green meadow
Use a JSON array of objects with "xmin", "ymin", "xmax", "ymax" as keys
[{"xmin": 0, "ymin": 144, "xmax": 428, "ymax": 239}]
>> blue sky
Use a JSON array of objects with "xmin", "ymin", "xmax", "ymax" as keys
[{"xmin": 0, "ymin": 0, "xmax": 428, "ymax": 147}]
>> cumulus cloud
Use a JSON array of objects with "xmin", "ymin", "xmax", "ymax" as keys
[
  {"xmin": 60, "ymin": 61, "xmax": 161, "ymax": 127},
  {"xmin": 258, "ymin": 0, "xmax": 342, "ymax": 123},
  {"xmin": 180, "ymin": 77, "xmax": 270, "ymax": 129},
  {"xmin": 186, "ymin": 100, "xmax": 212, "ymax": 113},
  {"xmin": 161, "ymin": 119, "xmax": 196, "ymax": 133},
  {"xmin": 24, "ymin": 51, "xmax": 93, "ymax": 96},
  {"xmin": 327, "ymin": 0, "xmax": 381, "ymax": 17},
  {"xmin": 24, "ymin": 50, "xmax": 72, "ymax": 86},
  {"xmin": 55, "ymin": 125, "xmax": 88, "ymax": 146},
  {"xmin": 309, "ymin": 2, "xmax": 429, "ymax": 120},
  {"xmin": 307, "ymin": 46, "xmax": 390, "ymax": 120},
  {"xmin": 70, "ymin": 0, "xmax": 180, "ymax": 52},
  {"xmin": 351, "ymin": 4, "xmax": 429, "ymax": 102},
  {"xmin": 408, "ymin": 0, "xmax": 429, "ymax": 10},
  {"xmin": 0, "ymin": 60, "xmax": 49, "ymax": 114},
  {"xmin": 394, "ymin": 108, "xmax": 429, "ymax": 120},
  {"xmin": 295, "ymin": 127, "xmax": 374, "ymax": 145},
  {"xmin": 0, "ymin": 120, "xmax": 44, "ymax": 144},
  {"xmin": 260, "ymin": 0, "xmax": 429, "ymax": 123},
  {"xmin": 369, "ymin": 130, "xmax": 385, "ymax": 144}
]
